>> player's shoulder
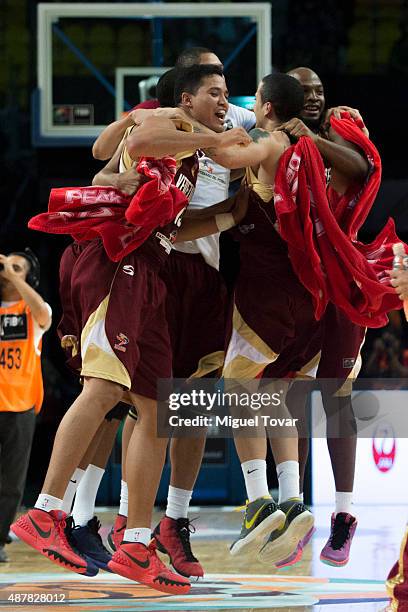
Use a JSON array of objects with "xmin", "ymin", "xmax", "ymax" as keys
[
  {"xmin": 227, "ymin": 103, "xmax": 256, "ymax": 129},
  {"xmin": 248, "ymin": 127, "xmax": 273, "ymax": 143}
]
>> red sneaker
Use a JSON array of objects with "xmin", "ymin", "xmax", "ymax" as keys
[
  {"xmin": 108, "ymin": 540, "xmax": 191, "ymax": 595},
  {"xmin": 107, "ymin": 514, "xmax": 127, "ymax": 552},
  {"xmin": 11, "ymin": 509, "xmax": 98, "ymax": 576},
  {"xmin": 153, "ymin": 516, "xmax": 204, "ymax": 578}
]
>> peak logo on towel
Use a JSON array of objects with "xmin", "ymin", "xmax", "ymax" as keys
[{"xmin": 65, "ymin": 189, "xmax": 126, "ymax": 205}]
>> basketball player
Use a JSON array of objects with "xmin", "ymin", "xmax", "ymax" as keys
[
  {"xmin": 94, "ymin": 49, "xmax": 255, "ymax": 579},
  {"xmin": 11, "ymin": 65, "xmax": 250, "ymax": 594},
  {"xmin": 184, "ymin": 72, "xmax": 321, "ymax": 566},
  {"xmin": 263, "ymin": 66, "xmax": 372, "ymax": 567}
]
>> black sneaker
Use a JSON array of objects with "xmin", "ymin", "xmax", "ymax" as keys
[
  {"xmin": 69, "ymin": 516, "xmax": 112, "ymax": 572},
  {"xmin": 230, "ymin": 496, "xmax": 285, "ymax": 557},
  {"xmin": 258, "ymin": 498, "xmax": 314, "ymax": 565}
]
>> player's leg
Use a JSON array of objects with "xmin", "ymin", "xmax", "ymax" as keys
[
  {"xmin": 108, "ymin": 393, "xmax": 190, "ymax": 594},
  {"xmin": 153, "ymin": 434, "xmax": 207, "ymax": 578},
  {"xmin": 107, "ymin": 410, "xmax": 137, "ymax": 552},
  {"xmin": 317, "ymin": 306, "xmax": 363, "ymax": 566},
  {"xmin": 230, "ymin": 428, "xmax": 285, "ymax": 558},
  {"xmin": 258, "ymin": 380, "xmax": 313, "ymax": 565},
  {"xmin": 70, "ymin": 410, "xmax": 125, "ymax": 571},
  {"xmin": 319, "ymin": 390, "xmax": 358, "ymax": 566}
]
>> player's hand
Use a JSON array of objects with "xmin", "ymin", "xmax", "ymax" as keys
[
  {"xmin": 116, "ymin": 168, "xmax": 142, "ymax": 196},
  {"xmin": 231, "ymin": 185, "xmax": 250, "ymax": 224},
  {"xmin": 388, "ymin": 269, "xmax": 408, "ymax": 300},
  {"xmin": 277, "ymin": 118, "xmax": 317, "ymax": 141},
  {"xmin": 0, "ymin": 254, "xmax": 26, "ymax": 283},
  {"xmin": 323, "ymin": 106, "xmax": 369, "ymax": 137},
  {"xmin": 216, "ymin": 127, "xmax": 251, "ymax": 148}
]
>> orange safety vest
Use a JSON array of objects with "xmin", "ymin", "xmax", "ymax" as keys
[{"xmin": 0, "ymin": 300, "xmax": 45, "ymax": 414}]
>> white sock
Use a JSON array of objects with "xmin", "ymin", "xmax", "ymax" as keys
[
  {"xmin": 71, "ymin": 464, "xmax": 105, "ymax": 527},
  {"xmin": 276, "ymin": 460, "xmax": 300, "ymax": 504},
  {"xmin": 241, "ymin": 459, "xmax": 270, "ymax": 502},
  {"xmin": 119, "ymin": 480, "xmax": 128, "ymax": 517},
  {"xmin": 166, "ymin": 486, "xmax": 193, "ymax": 520},
  {"xmin": 61, "ymin": 468, "xmax": 85, "ymax": 514},
  {"xmin": 335, "ymin": 491, "xmax": 353, "ymax": 515},
  {"xmin": 35, "ymin": 494, "xmax": 63, "ymax": 512},
  {"xmin": 123, "ymin": 527, "xmax": 151, "ymax": 546}
]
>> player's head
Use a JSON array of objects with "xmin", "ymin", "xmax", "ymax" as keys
[
  {"xmin": 176, "ymin": 47, "xmax": 223, "ymax": 70},
  {"xmin": 254, "ymin": 72, "xmax": 304, "ymax": 127},
  {"xmin": 156, "ymin": 68, "xmax": 178, "ymax": 107},
  {"xmin": 175, "ymin": 64, "xmax": 228, "ymax": 132},
  {"xmin": 287, "ymin": 67, "xmax": 326, "ymax": 129}
]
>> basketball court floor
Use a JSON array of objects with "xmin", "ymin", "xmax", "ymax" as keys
[{"xmin": 0, "ymin": 503, "xmax": 401, "ymax": 611}]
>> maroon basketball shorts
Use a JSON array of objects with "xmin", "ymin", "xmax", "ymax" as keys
[
  {"xmin": 302, "ymin": 304, "xmax": 366, "ymax": 396},
  {"xmin": 161, "ymin": 251, "xmax": 227, "ymax": 378},
  {"xmin": 223, "ymin": 270, "xmax": 318, "ymax": 379},
  {"xmin": 58, "ymin": 241, "xmax": 87, "ymax": 340},
  {"xmin": 266, "ymin": 303, "xmax": 366, "ymax": 397},
  {"xmin": 69, "ymin": 239, "xmax": 171, "ymax": 399}
]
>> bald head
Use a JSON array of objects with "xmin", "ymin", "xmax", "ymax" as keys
[
  {"xmin": 287, "ymin": 66, "xmax": 325, "ymax": 129},
  {"xmin": 287, "ymin": 67, "xmax": 321, "ymax": 83}
]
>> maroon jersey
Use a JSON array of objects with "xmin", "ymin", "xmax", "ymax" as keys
[{"xmin": 137, "ymin": 154, "xmax": 199, "ymax": 267}]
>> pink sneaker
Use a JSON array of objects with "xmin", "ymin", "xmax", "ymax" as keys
[{"xmin": 320, "ymin": 512, "xmax": 357, "ymax": 566}]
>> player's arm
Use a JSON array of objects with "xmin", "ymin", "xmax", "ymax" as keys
[
  {"xmin": 92, "ymin": 141, "xmax": 142, "ymax": 196},
  {"xmin": 205, "ymin": 128, "xmax": 274, "ymax": 169},
  {"xmin": 92, "ymin": 114, "xmax": 135, "ymax": 160},
  {"xmin": 126, "ymin": 116, "xmax": 250, "ymax": 159},
  {"xmin": 92, "ymin": 108, "xmax": 188, "ymax": 161},
  {"xmin": 278, "ymin": 118, "xmax": 369, "ymax": 191},
  {"xmin": 324, "ymin": 127, "xmax": 369, "ymax": 191},
  {"xmin": 175, "ymin": 187, "xmax": 249, "ymax": 242}
]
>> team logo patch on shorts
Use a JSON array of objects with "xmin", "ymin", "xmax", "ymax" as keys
[
  {"xmin": 122, "ymin": 265, "xmax": 134, "ymax": 276},
  {"xmin": 114, "ymin": 333, "xmax": 129, "ymax": 352},
  {"xmin": 343, "ymin": 358, "xmax": 356, "ymax": 368}
]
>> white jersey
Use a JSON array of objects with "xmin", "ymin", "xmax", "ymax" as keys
[{"xmin": 174, "ymin": 103, "xmax": 255, "ymax": 269}]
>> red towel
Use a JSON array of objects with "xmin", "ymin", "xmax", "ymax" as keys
[
  {"xmin": 274, "ymin": 137, "xmax": 404, "ymax": 328},
  {"xmin": 327, "ymin": 112, "xmax": 382, "ymax": 238},
  {"xmin": 28, "ymin": 157, "xmax": 188, "ymax": 261}
]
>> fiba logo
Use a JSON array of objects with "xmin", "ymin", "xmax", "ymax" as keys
[{"xmin": 372, "ymin": 423, "xmax": 396, "ymax": 473}]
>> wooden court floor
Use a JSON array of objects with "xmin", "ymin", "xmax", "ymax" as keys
[{"xmin": 0, "ymin": 505, "xmax": 398, "ymax": 611}]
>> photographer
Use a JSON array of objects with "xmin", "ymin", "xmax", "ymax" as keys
[{"xmin": 0, "ymin": 249, "xmax": 51, "ymax": 562}]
